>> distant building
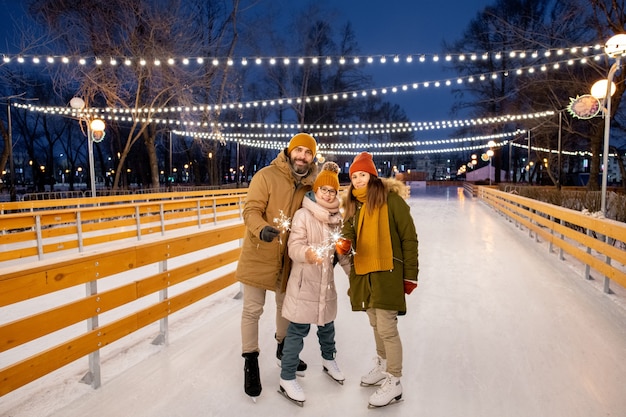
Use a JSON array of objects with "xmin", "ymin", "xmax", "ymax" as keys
[{"xmin": 466, "ymin": 165, "xmax": 506, "ymax": 182}]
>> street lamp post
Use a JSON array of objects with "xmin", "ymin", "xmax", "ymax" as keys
[
  {"xmin": 6, "ymin": 98, "xmax": 15, "ymax": 201},
  {"xmin": 486, "ymin": 140, "xmax": 496, "ymax": 185},
  {"xmin": 168, "ymin": 128, "xmax": 172, "ymax": 188},
  {"xmin": 487, "ymin": 149, "xmax": 494, "ymax": 185},
  {"xmin": 69, "ymin": 97, "xmax": 106, "ymax": 197},
  {"xmin": 236, "ymin": 139, "xmax": 240, "ymax": 187},
  {"xmin": 591, "ymin": 34, "xmax": 626, "ymax": 216},
  {"xmin": 557, "ymin": 110, "xmax": 563, "ymax": 190},
  {"xmin": 527, "ymin": 130, "xmax": 531, "ymax": 185},
  {"xmin": 88, "ymin": 118, "xmax": 106, "ymax": 196}
]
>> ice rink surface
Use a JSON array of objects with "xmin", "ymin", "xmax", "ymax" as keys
[{"xmin": 4, "ymin": 185, "xmax": 626, "ymax": 417}]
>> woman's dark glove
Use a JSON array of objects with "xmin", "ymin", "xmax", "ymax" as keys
[{"xmin": 260, "ymin": 226, "xmax": 280, "ymax": 242}]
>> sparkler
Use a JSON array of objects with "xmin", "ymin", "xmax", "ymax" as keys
[
  {"xmin": 273, "ymin": 210, "xmax": 291, "ymax": 244},
  {"xmin": 308, "ymin": 228, "xmax": 355, "ymax": 271},
  {"xmin": 332, "ymin": 230, "xmax": 355, "ymax": 256}
]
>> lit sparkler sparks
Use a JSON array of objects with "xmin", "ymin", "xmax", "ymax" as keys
[
  {"xmin": 273, "ymin": 210, "xmax": 291, "ymax": 232},
  {"xmin": 273, "ymin": 210, "xmax": 291, "ymax": 244},
  {"xmin": 331, "ymin": 230, "xmax": 355, "ymax": 256},
  {"xmin": 308, "ymin": 228, "xmax": 355, "ymax": 270}
]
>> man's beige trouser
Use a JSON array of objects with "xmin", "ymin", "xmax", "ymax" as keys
[{"xmin": 241, "ymin": 283, "xmax": 288, "ymax": 353}]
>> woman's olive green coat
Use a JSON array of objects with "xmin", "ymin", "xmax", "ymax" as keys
[{"xmin": 341, "ymin": 180, "xmax": 418, "ymax": 314}]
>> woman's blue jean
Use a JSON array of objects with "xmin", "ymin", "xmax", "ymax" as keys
[{"xmin": 280, "ymin": 321, "xmax": 336, "ymax": 380}]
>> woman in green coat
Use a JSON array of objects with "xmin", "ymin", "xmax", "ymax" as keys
[{"xmin": 340, "ymin": 152, "xmax": 419, "ymax": 408}]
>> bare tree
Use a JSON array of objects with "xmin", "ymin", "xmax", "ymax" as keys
[
  {"xmin": 447, "ymin": 0, "xmax": 626, "ymax": 189},
  {"xmin": 28, "ymin": 0, "xmax": 242, "ymax": 190},
  {"xmin": 0, "ymin": 7, "xmax": 54, "ymax": 198}
]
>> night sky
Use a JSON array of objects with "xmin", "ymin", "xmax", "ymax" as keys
[
  {"xmin": 0, "ymin": 0, "xmax": 493, "ymax": 125},
  {"xmin": 274, "ymin": 0, "xmax": 494, "ymax": 122}
]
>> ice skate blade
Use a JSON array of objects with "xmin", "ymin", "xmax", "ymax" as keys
[
  {"xmin": 245, "ymin": 389, "xmax": 262, "ymax": 398},
  {"xmin": 277, "ymin": 388, "xmax": 304, "ymax": 407},
  {"xmin": 360, "ymin": 380, "xmax": 383, "ymax": 387},
  {"xmin": 367, "ymin": 396, "xmax": 403, "ymax": 409},
  {"xmin": 245, "ymin": 390, "xmax": 261, "ymax": 399},
  {"xmin": 323, "ymin": 369, "xmax": 345, "ymax": 385}
]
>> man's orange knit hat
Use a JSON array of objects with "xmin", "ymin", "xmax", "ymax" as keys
[
  {"xmin": 349, "ymin": 152, "xmax": 378, "ymax": 177},
  {"xmin": 287, "ymin": 133, "xmax": 317, "ymax": 155}
]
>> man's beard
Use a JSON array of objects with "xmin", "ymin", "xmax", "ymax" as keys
[{"xmin": 290, "ymin": 158, "xmax": 312, "ymax": 176}]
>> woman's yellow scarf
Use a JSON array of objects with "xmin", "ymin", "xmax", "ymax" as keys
[{"xmin": 352, "ymin": 187, "xmax": 394, "ymax": 275}]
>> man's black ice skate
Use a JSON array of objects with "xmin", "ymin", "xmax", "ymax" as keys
[
  {"xmin": 276, "ymin": 340, "xmax": 307, "ymax": 376},
  {"xmin": 243, "ymin": 352, "xmax": 262, "ymax": 400}
]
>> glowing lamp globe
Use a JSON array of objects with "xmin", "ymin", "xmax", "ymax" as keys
[
  {"xmin": 605, "ymin": 34, "xmax": 626, "ymax": 58},
  {"xmin": 69, "ymin": 97, "xmax": 85, "ymax": 109},
  {"xmin": 590, "ymin": 79, "xmax": 616, "ymax": 99},
  {"xmin": 90, "ymin": 119, "xmax": 106, "ymax": 143},
  {"xmin": 90, "ymin": 119, "xmax": 105, "ymax": 132}
]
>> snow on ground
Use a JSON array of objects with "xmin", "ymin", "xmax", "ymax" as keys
[{"xmin": 3, "ymin": 185, "xmax": 626, "ymax": 417}]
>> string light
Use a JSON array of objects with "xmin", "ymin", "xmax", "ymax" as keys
[
  {"xmin": 172, "ymin": 128, "xmax": 526, "ymax": 155},
  {"xmin": 0, "ymin": 44, "xmax": 602, "ymax": 69},
  {"xmin": 14, "ymin": 102, "xmax": 555, "ymax": 135},
  {"xmin": 9, "ymin": 51, "xmax": 593, "ymax": 117},
  {"xmin": 5, "ymin": 44, "xmax": 602, "ymax": 159},
  {"xmin": 510, "ymin": 141, "xmax": 593, "ymax": 156},
  {"xmin": 14, "ymin": 99, "xmax": 597, "ymax": 157}
]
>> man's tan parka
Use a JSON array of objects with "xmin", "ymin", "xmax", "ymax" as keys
[{"xmin": 236, "ymin": 150, "xmax": 318, "ymax": 292}]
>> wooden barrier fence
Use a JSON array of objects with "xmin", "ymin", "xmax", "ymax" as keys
[
  {"xmin": 0, "ymin": 190, "xmax": 247, "ymax": 397},
  {"xmin": 0, "ymin": 222, "xmax": 245, "ymax": 397},
  {"xmin": 477, "ymin": 186, "xmax": 626, "ymax": 293},
  {"xmin": 0, "ymin": 189, "xmax": 247, "ymax": 265},
  {"xmin": 3, "ymin": 186, "xmax": 625, "ymax": 399},
  {"xmin": 463, "ymin": 182, "xmax": 478, "ymax": 197},
  {"xmin": 0, "ymin": 188, "xmax": 246, "ymax": 214}
]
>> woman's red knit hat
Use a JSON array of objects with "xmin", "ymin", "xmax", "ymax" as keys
[{"xmin": 349, "ymin": 152, "xmax": 378, "ymax": 177}]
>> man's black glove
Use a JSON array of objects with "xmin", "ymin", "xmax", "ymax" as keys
[{"xmin": 260, "ymin": 226, "xmax": 280, "ymax": 242}]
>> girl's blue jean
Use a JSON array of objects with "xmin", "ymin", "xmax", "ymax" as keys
[{"xmin": 280, "ymin": 321, "xmax": 336, "ymax": 380}]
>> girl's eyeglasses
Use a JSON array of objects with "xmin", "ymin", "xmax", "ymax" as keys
[{"xmin": 319, "ymin": 187, "xmax": 337, "ymax": 196}]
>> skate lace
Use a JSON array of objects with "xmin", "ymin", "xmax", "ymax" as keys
[
  {"xmin": 377, "ymin": 373, "xmax": 393, "ymax": 393},
  {"xmin": 286, "ymin": 379, "xmax": 304, "ymax": 393},
  {"xmin": 366, "ymin": 357, "xmax": 383, "ymax": 376},
  {"xmin": 325, "ymin": 359, "xmax": 341, "ymax": 373}
]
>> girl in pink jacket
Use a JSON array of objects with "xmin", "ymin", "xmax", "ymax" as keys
[{"xmin": 279, "ymin": 162, "xmax": 348, "ymax": 405}]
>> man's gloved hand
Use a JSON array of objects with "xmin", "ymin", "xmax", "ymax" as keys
[
  {"xmin": 260, "ymin": 226, "xmax": 280, "ymax": 242},
  {"xmin": 404, "ymin": 279, "xmax": 418, "ymax": 295}
]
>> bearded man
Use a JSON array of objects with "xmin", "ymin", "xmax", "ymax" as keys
[{"xmin": 235, "ymin": 133, "xmax": 318, "ymax": 399}]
